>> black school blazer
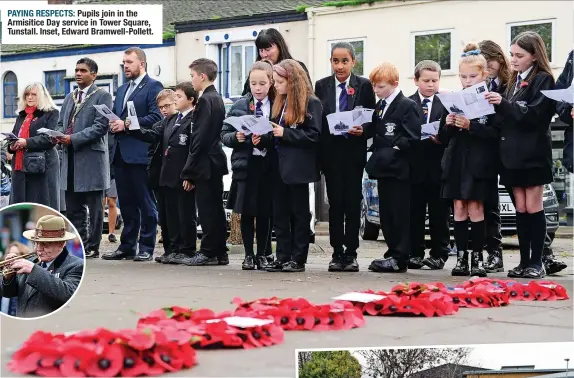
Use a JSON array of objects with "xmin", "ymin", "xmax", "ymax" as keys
[
  {"xmin": 497, "ymin": 70, "xmax": 555, "ymax": 171},
  {"xmin": 364, "ymin": 91, "xmax": 420, "ymax": 180},
  {"xmin": 181, "ymin": 85, "xmax": 229, "ymax": 182},
  {"xmin": 438, "ymin": 112, "xmax": 502, "ymax": 180},
  {"xmin": 259, "ymin": 96, "xmax": 323, "ymax": 185},
  {"xmin": 314, "ymin": 73, "xmax": 377, "ymax": 170},
  {"xmin": 221, "ymin": 94, "xmax": 271, "ymax": 180}
]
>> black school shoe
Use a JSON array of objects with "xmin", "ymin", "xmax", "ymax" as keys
[
  {"xmin": 368, "ymin": 257, "xmax": 407, "ymax": 273},
  {"xmin": 523, "ymin": 265, "xmax": 546, "ymax": 279},
  {"xmin": 328, "ymin": 255, "xmax": 345, "ymax": 272},
  {"xmin": 242, "ymin": 255, "xmax": 256, "ymax": 270},
  {"xmin": 218, "ymin": 253, "xmax": 229, "ymax": 265},
  {"xmin": 422, "ymin": 257, "xmax": 445, "ymax": 270},
  {"xmin": 484, "ymin": 251, "xmax": 504, "ymax": 273},
  {"xmin": 343, "ymin": 256, "xmax": 359, "ymax": 272},
  {"xmin": 265, "ymin": 260, "xmax": 285, "ymax": 272},
  {"xmin": 155, "ymin": 252, "xmax": 172, "ymax": 263},
  {"xmin": 85, "ymin": 250, "xmax": 99, "ymax": 259},
  {"xmin": 184, "ymin": 252, "xmax": 218, "ymax": 266},
  {"xmin": 408, "ymin": 257, "xmax": 424, "ymax": 269},
  {"xmin": 543, "ymin": 255, "xmax": 567, "ymax": 275},
  {"xmin": 255, "ymin": 255, "xmax": 268, "ymax": 270},
  {"xmin": 282, "ymin": 261, "xmax": 305, "ymax": 272},
  {"xmin": 507, "ymin": 265, "xmax": 526, "ymax": 278}
]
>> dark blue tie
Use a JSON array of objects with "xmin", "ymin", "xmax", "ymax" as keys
[
  {"xmin": 174, "ymin": 113, "xmax": 183, "ymax": 127},
  {"xmin": 338, "ymin": 83, "xmax": 348, "ymax": 112},
  {"xmin": 378, "ymin": 100, "xmax": 387, "ymax": 119},
  {"xmin": 40, "ymin": 262, "xmax": 47, "ymax": 269},
  {"xmin": 422, "ymin": 98, "xmax": 430, "ymax": 123},
  {"xmin": 490, "ymin": 79, "xmax": 498, "ymax": 92},
  {"xmin": 255, "ymin": 101, "xmax": 263, "ymax": 117}
]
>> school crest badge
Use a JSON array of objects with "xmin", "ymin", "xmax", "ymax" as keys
[
  {"xmin": 516, "ymin": 101, "xmax": 528, "ymax": 114},
  {"xmin": 478, "ymin": 116, "xmax": 488, "ymax": 124},
  {"xmin": 385, "ymin": 123, "xmax": 396, "ymax": 136},
  {"xmin": 179, "ymin": 134, "xmax": 188, "ymax": 145}
]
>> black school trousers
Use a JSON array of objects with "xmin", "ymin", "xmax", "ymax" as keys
[{"xmin": 378, "ymin": 177, "xmax": 410, "ymax": 263}]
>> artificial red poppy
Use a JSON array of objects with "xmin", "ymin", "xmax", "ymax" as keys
[
  {"xmin": 140, "ymin": 351, "xmax": 166, "ymax": 376},
  {"xmin": 538, "ymin": 281, "xmax": 569, "ymax": 300},
  {"xmin": 120, "ymin": 329, "xmax": 156, "ymax": 351},
  {"xmin": 249, "ymin": 103, "xmax": 256, "ymax": 111},
  {"xmin": 58, "ymin": 355, "xmax": 88, "ymax": 377},
  {"xmin": 347, "ymin": 87, "xmax": 355, "ymax": 95},
  {"xmin": 520, "ymin": 81, "xmax": 529, "ymax": 88},
  {"xmin": 119, "ymin": 347, "xmax": 148, "ymax": 377},
  {"xmin": 152, "ymin": 343, "xmax": 185, "ymax": 372},
  {"xmin": 84, "ymin": 344, "xmax": 124, "ymax": 377}
]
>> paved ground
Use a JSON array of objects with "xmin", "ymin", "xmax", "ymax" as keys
[{"xmin": 1, "ymin": 236, "xmax": 573, "ymax": 378}]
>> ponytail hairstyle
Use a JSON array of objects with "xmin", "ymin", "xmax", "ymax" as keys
[
  {"xmin": 249, "ymin": 59, "xmax": 276, "ymax": 101},
  {"xmin": 479, "ymin": 40, "xmax": 512, "ymax": 87},
  {"xmin": 271, "ymin": 59, "xmax": 314, "ymax": 126},
  {"xmin": 459, "ymin": 42, "xmax": 488, "ymax": 73},
  {"xmin": 505, "ymin": 31, "xmax": 554, "ymax": 98}
]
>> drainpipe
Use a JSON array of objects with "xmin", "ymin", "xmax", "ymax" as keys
[
  {"xmin": 218, "ymin": 44, "xmax": 222, "ymax": 91},
  {"xmin": 307, "ymin": 8, "xmax": 315, "ymax": 84},
  {"xmin": 225, "ymin": 42, "xmax": 231, "ymax": 98}
]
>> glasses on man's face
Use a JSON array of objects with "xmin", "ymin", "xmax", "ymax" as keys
[
  {"xmin": 159, "ymin": 103, "xmax": 175, "ymax": 111},
  {"xmin": 33, "ymin": 241, "xmax": 62, "ymax": 249}
]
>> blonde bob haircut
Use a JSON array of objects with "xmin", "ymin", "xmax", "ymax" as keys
[{"xmin": 17, "ymin": 82, "xmax": 57, "ymax": 113}]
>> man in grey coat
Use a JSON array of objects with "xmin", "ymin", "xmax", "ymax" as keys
[
  {"xmin": 0, "ymin": 215, "xmax": 84, "ymax": 318},
  {"xmin": 55, "ymin": 57, "xmax": 112, "ymax": 258}
]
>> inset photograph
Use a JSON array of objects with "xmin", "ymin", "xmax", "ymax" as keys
[
  {"xmin": 0, "ymin": 203, "xmax": 85, "ymax": 319},
  {"xmin": 297, "ymin": 342, "xmax": 574, "ymax": 378}
]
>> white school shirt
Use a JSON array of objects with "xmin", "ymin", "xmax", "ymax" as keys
[
  {"xmin": 380, "ymin": 87, "xmax": 400, "ymax": 119},
  {"xmin": 253, "ymin": 96, "xmax": 270, "ymax": 156},
  {"xmin": 514, "ymin": 66, "xmax": 534, "ymax": 94},
  {"xmin": 335, "ymin": 75, "xmax": 351, "ymax": 113},
  {"xmin": 418, "ymin": 92, "xmax": 434, "ymax": 124}
]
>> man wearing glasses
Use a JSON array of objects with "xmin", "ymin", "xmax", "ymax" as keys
[{"xmin": 0, "ymin": 215, "xmax": 84, "ymax": 318}]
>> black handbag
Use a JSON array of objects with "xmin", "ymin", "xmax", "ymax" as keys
[{"xmin": 22, "ymin": 151, "xmax": 46, "ymax": 174}]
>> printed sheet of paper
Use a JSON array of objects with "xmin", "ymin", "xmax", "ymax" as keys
[
  {"xmin": 332, "ymin": 292, "xmax": 386, "ymax": 303},
  {"xmin": 541, "ymin": 86, "xmax": 574, "ymax": 104},
  {"xmin": 93, "ymin": 104, "xmax": 121, "ymax": 121},
  {"xmin": 1, "ymin": 132, "xmax": 18, "ymax": 141},
  {"xmin": 224, "ymin": 115, "xmax": 258, "ymax": 135},
  {"xmin": 421, "ymin": 120, "xmax": 440, "ymax": 140},
  {"xmin": 437, "ymin": 81, "xmax": 495, "ymax": 119},
  {"xmin": 352, "ymin": 108, "xmax": 375, "ymax": 124},
  {"xmin": 327, "ymin": 111, "xmax": 354, "ymax": 135},
  {"xmin": 126, "ymin": 101, "xmax": 141, "ymax": 130},
  {"xmin": 206, "ymin": 316, "xmax": 274, "ymax": 328},
  {"xmin": 249, "ymin": 116, "xmax": 274, "ymax": 135},
  {"xmin": 37, "ymin": 128, "xmax": 65, "ymax": 138}
]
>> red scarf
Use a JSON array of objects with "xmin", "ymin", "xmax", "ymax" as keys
[{"xmin": 14, "ymin": 106, "xmax": 37, "ymax": 171}]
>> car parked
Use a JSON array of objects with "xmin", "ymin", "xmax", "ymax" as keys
[{"xmin": 359, "ymin": 154, "xmax": 560, "ymax": 241}]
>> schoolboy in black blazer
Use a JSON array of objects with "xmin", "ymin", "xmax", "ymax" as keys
[
  {"xmin": 315, "ymin": 42, "xmax": 377, "ymax": 272},
  {"xmin": 407, "ymin": 60, "xmax": 450, "ymax": 271},
  {"xmin": 182, "ymin": 59, "xmax": 229, "ymax": 266},
  {"xmin": 127, "ymin": 83, "xmax": 197, "ymax": 265},
  {"xmin": 364, "ymin": 63, "xmax": 420, "ymax": 273}
]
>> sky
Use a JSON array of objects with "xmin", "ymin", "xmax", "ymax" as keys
[{"xmin": 343, "ymin": 342, "xmax": 574, "ymax": 374}]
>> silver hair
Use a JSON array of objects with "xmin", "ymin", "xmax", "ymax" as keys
[{"xmin": 17, "ymin": 82, "xmax": 57, "ymax": 112}]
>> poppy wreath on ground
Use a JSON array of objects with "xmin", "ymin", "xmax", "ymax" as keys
[
  {"xmin": 231, "ymin": 297, "xmax": 366, "ymax": 331},
  {"xmin": 454, "ymin": 279, "xmax": 569, "ymax": 302},
  {"xmin": 137, "ymin": 318, "xmax": 285, "ymax": 350},
  {"xmin": 7, "ymin": 328, "xmax": 197, "ymax": 377},
  {"xmin": 336, "ymin": 289, "xmax": 459, "ymax": 317}
]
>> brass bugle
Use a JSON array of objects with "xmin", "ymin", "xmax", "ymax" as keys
[{"xmin": 1, "ymin": 252, "xmax": 38, "ymax": 276}]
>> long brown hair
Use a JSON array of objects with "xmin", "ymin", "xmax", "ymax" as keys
[
  {"xmin": 249, "ymin": 60, "xmax": 276, "ymax": 101},
  {"xmin": 3, "ymin": 241, "xmax": 29, "ymax": 260},
  {"xmin": 505, "ymin": 31, "xmax": 553, "ymax": 97},
  {"xmin": 479, "ymin": 40, "xmax": 512, "ymax": 86},
  {"xmin": 271, "ymin": 59, "xmax": 314, "ymax": 125}
]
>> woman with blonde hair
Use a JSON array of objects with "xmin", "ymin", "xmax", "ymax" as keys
[{"xmin": 7, "ymin": 82, "xmax": 60, "ymax": 209}]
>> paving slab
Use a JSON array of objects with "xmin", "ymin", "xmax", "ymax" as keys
[{"xmin": 1, "ymin": 236, "xmax": 572, "ymax": 377}]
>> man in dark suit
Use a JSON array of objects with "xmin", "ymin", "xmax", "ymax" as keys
[
  {"xmin": 0, "ymin": 215, "xmax": 83, "ymax": 318},
  {"xmin": 365, "ymin": 63, "xmax": 421, "ymax": 273},
  {"xmin": 55, "ymin": 57, "xmax": 112, "ymax": 259},
  {"xmin": 103, "ymin": 47, "xmax": 163, "ymax": 262},
  {"xmin": 408, "ymin": 60, "xmax": 450, "ymax": 270},
  {"xmin": 181, "ymin": 58, "xmax": 229, "ymax": 266}
]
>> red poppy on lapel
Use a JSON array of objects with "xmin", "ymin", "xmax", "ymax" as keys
[
  {"xmin": 520, "ymin": 81, "xmax": 529, "ymax": 88},
  {"xmin": 249, "ymin": 103, "xmax": 255, "ymax": 111},
  {"xmin": 347, "ymin": 87, "xmax": 355, "ymax": 96}
]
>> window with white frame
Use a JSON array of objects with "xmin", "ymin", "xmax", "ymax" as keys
[
  {"xmin": 328, "ymin": 38, "xmax": 366, "ymax": 76},
  {"xmin": 508, "ymin": 20, "xmax": 555, "ymax": 63},
  {"xmin": 412, "ymin": 29, "xmax": 453, "ymax": 71},
  {"xmin": 221, "ymin": 42, "xmax": 256, "ymax": 98},
  {"xmin": 44, "ymin": 70, "xmax": 66, "ymax": 97}
]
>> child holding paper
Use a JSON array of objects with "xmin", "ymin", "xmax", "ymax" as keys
[
  {"xmin": 257, "ymin": 59, "xmax": 322, "ymax": 272},
  {"xmin": 439, "ymin": 43, "xmax": 502, "ymax": 277},
  {"xmin": 221, "ymin": 61, "xmax": 275, "ymax": 270},
  {"xmin": 485, "ymin": 32, "xmax": 556, "ymax": 279},
  {"xmin": 314, "ymin": 42, "xmax": 376, "ymax": 272},
  {"xmin": 363, "ymin": 62, "xmax": 420, "ymax": 273},
  {"xmin": 125, "ymin": 83, "xmax": 198, "ymax": 266}
]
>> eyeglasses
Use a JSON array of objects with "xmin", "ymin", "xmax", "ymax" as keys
[
  {"xmin": 33, "ymin": 241, "xmax": 63, "ymax": 249},
  {"xmin": 159, "ymin": 103, "xmax": 175, "ymax": 111}
]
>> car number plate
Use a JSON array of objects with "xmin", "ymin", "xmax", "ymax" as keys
[{"xmin": 500, "ymin": 202, "xmax": 516, "ymax": 214}]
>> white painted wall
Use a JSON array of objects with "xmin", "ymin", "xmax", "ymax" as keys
[
  {"xmin": 308, "ymin": 0, "xmax": 573, "ymax": 95},
  {"xmin": 1, "ymin": 45, "xmax": 175, "ymax": 132}
]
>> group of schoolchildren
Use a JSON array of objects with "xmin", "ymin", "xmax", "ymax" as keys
[{"xmin": 128, "ymin": 29, "xmax": 571, "ymax": 279}]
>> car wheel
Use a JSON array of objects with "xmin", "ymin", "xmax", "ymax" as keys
[{"xmin": 360, "ymin": 198, "xmax": 379, "ymax": 240}]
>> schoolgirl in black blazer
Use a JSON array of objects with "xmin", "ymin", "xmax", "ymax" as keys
[
  {"xmin": 478, "ymin": 39, "xmax": 512, "ymax": 273},
  {"xmin": 363, "ymin": 62, "xmax": 420, "ymax": 274},
  {"xmin": 257, "ymin": 59, "xmax": 322, "ymax": 273},
  {"xmin": 314, "ymin": 41, "xmax": 376, "ymax": 272},
  {"xmin": 126, "ymin": 82, "xmax": 198, "ymax": 266},
  {"xmin": 485, "ymin": 31, "xmax": 556, "ymax": 279},
  {"xmin": 221, "ymin": 61, "xmax": 275, "ymax": 271},
  {"xmin": 439, "ymin": 44, "xmax": 502, "ymax": 278}
]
